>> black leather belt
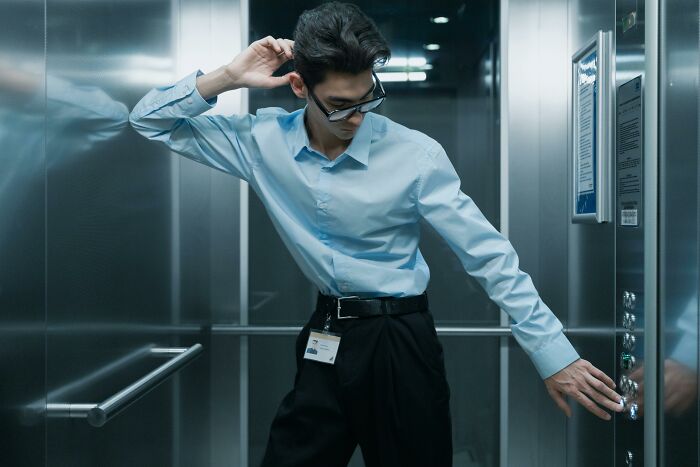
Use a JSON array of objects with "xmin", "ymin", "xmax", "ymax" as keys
[{"xmin": 316, "ymin": 292, "xmax": 429, "ymax": 319}]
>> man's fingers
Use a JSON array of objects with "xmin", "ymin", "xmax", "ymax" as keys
[
  {"xmin": 583, "ymin": 372, "xmax": 623, "ymax": 411},
  {"xmin": 585, "ymin": 361, "xmax": 616, "ymax": 389},
  {"xmin": 581, "ymin": 380, "xmax": 623, "ymax": 413},
  {"xmin": 573, "ymin": 391, "xmax": 611, "ymax": 420},
  {"xmin": 547, "ymin": 388, "xmax": 572, "ymax": 418},
  {"xmin": 260, "ymin": 35, "xmax": 283, "ymax": 54},
  {"xmin": 277, "ymin": 38, "xmax": 293, "ymax": 59},
  {"xmin": 261, "ymin": 73, "xmax": 292, "ymax": 88}
]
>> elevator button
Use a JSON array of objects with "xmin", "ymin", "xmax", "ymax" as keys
[
  {"xmin": 622, "ymin": 291, "xmax": 637, "ymax": 310},
  {"xmin": 623, "ymin": 333, "xmax": 636, "ymax": 351},
  {"xmin": 627, "ymin": 402, "xmax": 639, "ymax": 420},
  {"xmin": 622, "ymin": 312, "xmax": 636, "ymax": 330},
  {"xmin": 627, "ymin": 380, "xmax": 639, "ymax": 398},
  {"xmin": 620, "ymin": 352, "xmax": 637, "ymax": 370},
  {"xmin": 619, "ymin": 375, "xmax": 630, "ymax": 392},
  {"xmin": 625, "ymin": 450, "xmax": 634, "ymax": 466}
]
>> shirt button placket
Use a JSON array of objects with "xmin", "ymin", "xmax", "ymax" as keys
[{"xmin": 317, "ymin": 164, "xmax": 331, "ymax": 242}]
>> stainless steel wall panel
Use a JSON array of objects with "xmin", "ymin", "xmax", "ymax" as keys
[
  {"xmin": 659, "ymin": 0, "xmax": 699, "ymax": 464},
  {"xmin": 566, "ymin": 1, "xmax": 617, "ymax": 466},
  {"xmin": 504, "ymin": 0, "xmax": 619, "ymax": 465},
  {"xmin": 0, "ymin": 1, "xmax": 46, "ymax": 466},
  {"xmin": 503, "ymin": 0, "xmax": 576, "ymax": 465},
  {"xmin": 44, "ymin": 0, "xmax": 179, "ymax": 464},
  {"xmin": 176, "ymin": 0, "xmax": 247, "ymax": 465}
]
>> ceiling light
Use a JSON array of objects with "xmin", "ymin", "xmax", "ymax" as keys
[
  {"xmin": 430, "ymin": 16, "xmax": 449, "ymax": 24},
  {"xmin": 377, "ymin": 72, "xmax": 428, "ymax": 83},
  {"xmin": 408, "ymin": 72, "xmax": 427, "ymax": 82},
  {"xmin": 423, "ymin": 44, "xmax": 441, "ymax": 51},
  {"xmin": 386, "ymin": 57, "xmax": 427, "ymax": 68}
]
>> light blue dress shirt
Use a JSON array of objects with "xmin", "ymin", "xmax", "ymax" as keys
[{"xmin": 129, "ymin": 69, "xmax": 580, "ymax": 379}]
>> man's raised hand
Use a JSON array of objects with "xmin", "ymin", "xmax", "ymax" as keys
[{"xmin": 225, "ymin": 36, "xmax": 295, "ymax": 89}]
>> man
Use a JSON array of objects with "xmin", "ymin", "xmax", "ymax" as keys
[{"xmin": 130, "ymin": 3, "xmax": 623, "ymax": 466}]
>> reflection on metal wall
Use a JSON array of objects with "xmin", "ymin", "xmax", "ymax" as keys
[
  {"xmin": 43, "ymin": 0, "xmax": 179, "ymax": 463},
  {"xmin": 1, "ymin": 0, "xmax": 246, "ymax": 466},
  {"xmin": 659, "ymin": 0, "xmax": 699, "ymax": 464},
  {"xmin": 0, "ymin": 0, "xmax": 46, "ymax": 465}
]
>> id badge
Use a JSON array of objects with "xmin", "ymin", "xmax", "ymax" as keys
[{"xmin": 303, "ymin": 330, "xmax": 341, "ymax": 365}]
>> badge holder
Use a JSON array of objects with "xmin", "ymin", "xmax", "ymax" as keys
[{"xmin": 304, "ymin": 297, "xmax": 358, "ymax": 364}]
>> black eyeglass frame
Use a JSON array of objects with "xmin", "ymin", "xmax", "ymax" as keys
[{"xmin": 307, "ymin": 70, "xmax": 386, "ymax": 122}]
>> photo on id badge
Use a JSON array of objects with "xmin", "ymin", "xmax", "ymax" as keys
[{"xmin": 304, "ymin": 330, "xmax": 341, "ymax": 364}]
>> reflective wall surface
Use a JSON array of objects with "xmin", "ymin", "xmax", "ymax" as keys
[
  {"xmin": 659, "ymin": 0, "xmax": 699, "ymax": 464},
  {"xmin": 503, "ymin": 0, "xmax": 576, "ymax": 464},
  {"xmin": 2, "ymin": 0, "xmax": 245, "ymax": 466},
  {"xmin": 0, "ymin": 1, "xmax": 46, "ymax": 465}
]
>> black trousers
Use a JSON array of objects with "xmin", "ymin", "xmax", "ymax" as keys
[{"xmin": 260, "ymin": 301, "xmax": 453, "ymax": 467}]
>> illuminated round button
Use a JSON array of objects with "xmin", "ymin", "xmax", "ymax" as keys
[
  {"xmin": 620, "ymin": 352, "xmax": 637, "ymax": 370},
  {"xmin": 627, "ymin": 402, "xmax": 639, "ymax": 420}
]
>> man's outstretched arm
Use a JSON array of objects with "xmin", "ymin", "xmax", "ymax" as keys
[{"xmin": 415, "ymin": 141, "xmax": 622, "ymax": 420}]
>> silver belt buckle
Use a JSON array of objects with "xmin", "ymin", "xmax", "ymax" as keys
[{"xmin": 336, "ymin": 295, "xmax": 360, "ymax": 319}]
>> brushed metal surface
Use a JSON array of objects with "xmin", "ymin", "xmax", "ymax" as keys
[
  {"xmin": 0, "ymin": 1, "xmax": 46, "ymax": 466},
  {"xmin": 614, "ymin": 0, "xmax": 648, "ymax": 465},
  {"xmin": 658, "ymin": 0, "xmax": 699, "ymax": 464}
]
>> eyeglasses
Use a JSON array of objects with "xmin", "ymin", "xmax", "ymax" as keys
[{"xmin": 307, "ymin": 70, "xmax": 386, "ymax": 122}]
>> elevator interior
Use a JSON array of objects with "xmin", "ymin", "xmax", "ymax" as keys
[{"xmin": 1, "ymin": 0, "xmax": 698, "ymax": 466}]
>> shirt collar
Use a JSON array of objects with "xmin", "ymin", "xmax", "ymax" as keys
[{"xmin": 290, "ymin": 106, "xmax": 371, "ymax": 167}]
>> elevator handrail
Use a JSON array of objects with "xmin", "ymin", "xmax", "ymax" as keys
[{"xmin": 46, "ymin": 343, "xmax": 203, "ymax": 427}]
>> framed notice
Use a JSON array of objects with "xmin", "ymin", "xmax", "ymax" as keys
[{"xmin": 571, "ymin": 30, "xmax": 613, "ymax": 223}]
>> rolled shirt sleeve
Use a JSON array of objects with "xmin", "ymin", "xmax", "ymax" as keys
[
  {"xmin": 129, "ymin": 69, "xmax": 257, "ymax": 181},
  {"xmin": 416, "ymin": 142, "xmax": 580, "ymax": 379}
]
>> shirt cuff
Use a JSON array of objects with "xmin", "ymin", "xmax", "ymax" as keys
[
  {"xmin": 529, "ymin": 332, "xmax": 581, "ymax": 379},
  {"xmin": 190, "ymin": 69, "xmax": 218, "ymax": 108},
  {"xmin": 131, "ymin": 69, "xmax": 217, "ymax": 120}
]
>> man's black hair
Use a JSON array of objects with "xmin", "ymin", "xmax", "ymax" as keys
[{"xmin": 293, "ymin": 2, "xmax": 391, "ymax": 89}]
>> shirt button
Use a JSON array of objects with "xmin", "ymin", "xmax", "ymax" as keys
[
  {"xmin": 186, "ymin": 98, "xmax": 193, "ymax": 105},
  {"xmin": 318, "ymin": 202, "xmax": 327, "ymax": 209}
]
